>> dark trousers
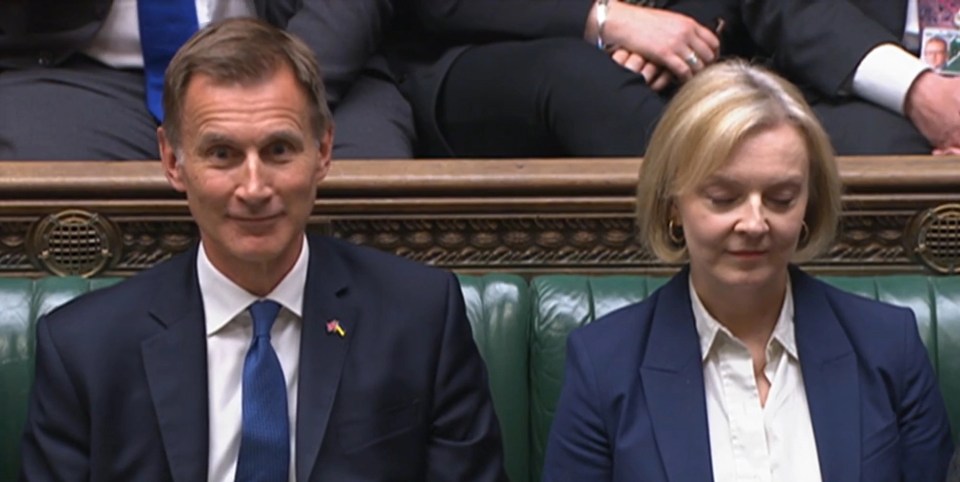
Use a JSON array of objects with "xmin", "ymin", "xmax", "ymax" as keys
[
  {"xmin": 435, "ymin": 38, "xmax": 666, "ymax": 157},
  {"xmin": 811, "ymin": 98, "xmax": 931, "ymax": 155},
  {"xmin": 0, "ymin": 56, "xmax": 414, "ymax": 160}
]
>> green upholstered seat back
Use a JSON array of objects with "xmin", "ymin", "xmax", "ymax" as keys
[
  {"xmin": 529, "ymin": 276, "xmax": 668, "ymax": 482},
  {"xmin": 458, "ymin": 275, "xmax": 531, "ymax": 482},
  {"xmin": 0, "ymin": 277, "xmax": 121, "ymax": 482},
  {"xmin": 3, "ymin": 273, "xmax": 959, "ymax": 482},
  {"xmin": 528, "ymin": 274, "xmax": 960, "ymax": 482}
]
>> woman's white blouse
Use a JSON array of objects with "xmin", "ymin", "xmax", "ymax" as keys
[{"xmin": 690, "ymin": 280, "xmax": 823, "ymax": 482}]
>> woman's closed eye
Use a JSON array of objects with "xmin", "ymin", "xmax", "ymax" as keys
[
  {"xmin": 702, "ymin": 189, "xmax": 738, "ymax": 207},
  {"xmin": 708, "ymin": 196, "xmax": 737, "ymax": 207},
  {"xmin": 765, "ymin": 188, "xmax": 800, "ymax": 208},
  {"xmin": 766, "ymin": 196, "xmax": 795, "ymax": 207}
]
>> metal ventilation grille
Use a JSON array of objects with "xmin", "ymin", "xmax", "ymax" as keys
[
  {"xmin": 27, "ymin": 210, "xmax": 120, "ymax": 277},
  {"xmin": 911, "ymin": 204, "xmax": 960, "ymax": 274}
]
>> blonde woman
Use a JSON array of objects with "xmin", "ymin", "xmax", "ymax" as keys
[{"xmin": 543, "ymin": 61, "xmax": 953, "ymax": 482}]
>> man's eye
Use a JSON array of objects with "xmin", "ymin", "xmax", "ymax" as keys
[
  {"xmin": 208, "ymin": 146, "xmax": 231, "ymax": 159},
  {"xmin": 270, "ymin": 143, "xmax": 290, "ymax": 156}
]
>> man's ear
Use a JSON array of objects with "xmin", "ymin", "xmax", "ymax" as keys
[
  {"xmin": 158, "ymin": 127, "xmax": 186, "ymax": 192},
  {"xmin": 314, "ymin": 125, "xmax": 334, "ymax": 185}
]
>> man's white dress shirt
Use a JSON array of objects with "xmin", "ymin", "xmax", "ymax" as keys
[
  {"xmin": 852, "ymin": 0, "xmax": 930, "ymax": 114},
  {"xmin": 198, "ymin": 238, "xmax": 306, "ymax": 482},
  {"xmin": 83, "ymin": 0, "xmax": 255, "ymax": 68}
]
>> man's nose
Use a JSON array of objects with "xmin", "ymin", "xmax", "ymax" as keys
[{"xmin": 236, "ymin": 155, "xmax": 271, "ymax": 202}]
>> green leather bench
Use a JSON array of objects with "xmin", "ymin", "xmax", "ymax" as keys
[
  {"xmin": 526, "ymin": 275, "xmax": 960, "ymax": 482},
  {"xmin": 2, "ymin": 275, "xmax": 959, "ymax": 481}
]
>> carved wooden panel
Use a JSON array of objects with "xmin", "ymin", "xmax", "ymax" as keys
[
  {"xmin": 0, "ymin": 157, "xmax": 957, "ymax": 276},
  {"xmin": 336, "ymin": 216, "xmax": 653, "ymax": 270}
]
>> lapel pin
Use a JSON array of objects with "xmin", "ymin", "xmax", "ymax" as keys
[{"xmin": 326, "ymin": 319, "xmax": 346, "ymax": 338}]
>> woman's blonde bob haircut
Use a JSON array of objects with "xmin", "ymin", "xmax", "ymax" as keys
[{"xmin": 637, "ymin": 60, "xmax": 842, "ymax": 263}]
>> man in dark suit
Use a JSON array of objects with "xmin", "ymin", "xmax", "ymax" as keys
[
  {"xmin": 0, "ymin": 0, "xmax": 412, "ymax": 160},
  {"xmin": 19, "ymin": 18, "xmax": 506, "ymax": 481},
  {"xmin": 386, "ymin": 0, "xmax": 744, "ymax": 157},
  {"xmin": 741, "ymin": 0, "xmax": 960, "ymax": 155}
]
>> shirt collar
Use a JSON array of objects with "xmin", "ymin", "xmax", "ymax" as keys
[
  {"xmin": 197, "ymin": 235, "xmax": 309, "ymax": 336},
  {"xmin": 690, "ymin": 276, "xmax": 798, "ymax": 361}
]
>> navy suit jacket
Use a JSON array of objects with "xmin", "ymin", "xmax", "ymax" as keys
[
  {"xmin": 543, "ymin": 266, "xmax": 953, "ymax": 481},
  {"xmin": 741, "ymin": 0, "xmax": 908, "ymax": 102},
  {"xmin": 20, "ymin": 235, "xmax": 506, "ymax": 481}
]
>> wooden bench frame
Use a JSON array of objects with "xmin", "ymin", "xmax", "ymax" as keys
[{"xmin": 1, "ymin": 156, "xmax": 958, "ymax": 277}]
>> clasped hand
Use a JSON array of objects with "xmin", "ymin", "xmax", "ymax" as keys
[
  {"xmin": 905, "ymin": 72, "xmax": 960, "ymax": 154},
  {"xmin": 602, "ymin": 2, "xmax": 720, "ymax": 91}
]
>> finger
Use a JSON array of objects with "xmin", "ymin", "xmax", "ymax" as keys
[
  {"xmin": 624, "ymin": 53, "xmax": 646, "ymax": 73},
  {"xmin": 670, "ymin": 39, "xmax": 713, "ymax": 77},
  {"xmin": 692, "ymin": 24, "xmax": 721, "ymax": 53},
  {"xmin": 611, "ymin": 48, "xmax": 630, "ymax": 66},
  {"xmin": 650, "ymin": 71, "xmax": 673, "ymax": 92},
  {"xmin": 688, "ymin": 36, "xmax": 716, "ymax": 66},
  {"xmin": 659, "ymin": 52, "xmax": 694, "ymax": 81},
  {"xmin": 933, "ymin": 146, "xmax": 960, "ymax": 155},
  {"xmin": 681, "ymin": 52, "xmax": 705, "ymax": 75},
  {"xmin": 640, "ymin": 62, "xmax": 660, "ymax": 85}
]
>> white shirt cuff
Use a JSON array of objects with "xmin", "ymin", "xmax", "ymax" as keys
[{"xmin": 851, "ymin": 43, "xmax": 930, "ymax": 115}]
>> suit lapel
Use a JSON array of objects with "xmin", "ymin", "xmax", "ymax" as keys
[
  {"xmin": 640, "ymin": 270, "xmax": 714, "ymax": 481},
  {"xmin": 296, "ymin": 236, "xmax": 360, "ymax": 481},
  {"xmin": 141, "ymin": 247, "xmax": 209, "ymax": 482},
  {"xmin": 791, "ymin": 268, "xmax": 860, "ymax": 482}
]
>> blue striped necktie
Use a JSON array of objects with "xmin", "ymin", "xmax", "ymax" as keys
[
  {"xmin": 137, "ymin": 0, "xmax": 199, "ymax": 122},
  {"xmin": 235, "ymin": 300, "xmax": 290, "ymax": 481}
]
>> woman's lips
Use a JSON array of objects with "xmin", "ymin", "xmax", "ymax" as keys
[{"xmin": 727, "ymin": 250, "xmax": 767, "ymax": 259}]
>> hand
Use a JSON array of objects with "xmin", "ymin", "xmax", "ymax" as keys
[
  {"xmin": 610, "ymin": 48, "xmax": 674, "ymax": 92},
  {"xmin": 592, "ymin": 2, "xmax": 720, "ymax": 81},
  {"xmin": 904, "ymin": 71, "xmax": 960, "ymax": 153}
]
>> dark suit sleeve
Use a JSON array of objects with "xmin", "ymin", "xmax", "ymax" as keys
[
  {"xmin": 895, "ymin": 309, "xmax": 955, "ymax": 481},
  {"xmin": 543, "ymin": 332, "xmax": 612, "ymax": 481},
  {"xmin": 670, "ymin": 0, "xmax": 745, "ymax": 53},
  {"xmin": 426, "ymin": 273, "xmax": 508, "ymax": 481},
  {"xmin": 741, "ymin": 0, "xmax": 901, "ymax": 97},
  {"xmin": 19, "ymin": 316, "xmax": 89, "ymax": 481},
  {"xmin": 284, "ymin": 1, "xmax": 394, "ymax": 107},
  {"xmin": 670, "ymin": 0, "xmax": 737, "ymax": 26},
  {"xmin": 413, "ymin": 0, "xmax": 739, "ymax": 43},
  {"xmin": 412, "ymin": 0, "xmax": 594, "ymax": 38}
]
